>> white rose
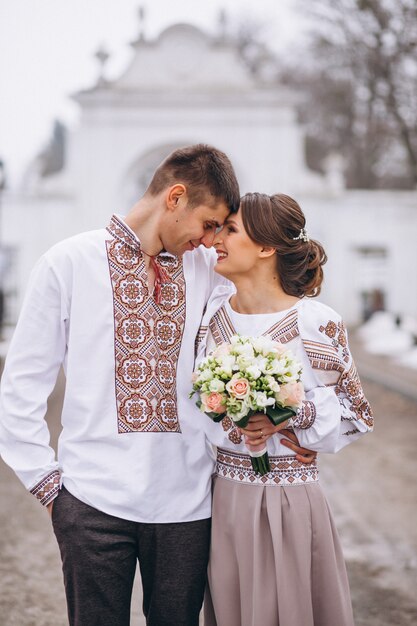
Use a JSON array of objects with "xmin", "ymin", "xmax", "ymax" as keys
[
  {"xmin": 253, "ymin": 391, "xmax": 275, "ymax": 408},
  {"xmin": 252, "ymin": 336, "xmax": 275, "ymax": 356},
  {"xmin": 236, "ymin": 354, "xmax": 250, "ymax": 369},
  {"xmin": 265, "ymin": 375, "xmax": 280, "ymax": 393},
  {"xmin": 264, "ymin": 358, "xmax": 286, "ymax": 376},
  {"xmin": 209, "ymin": 378, "xmax": 225, "ymax": 393},
  {"xmin": 199, "ymin": 368, "xmax": 214, "ymax": 381},
  {"xmin": 245, "ymin": 365, "xmax": 262, "ymax": 380},
  {"xmin": 216, "ymin": 355, "xmax": 236, "ymax": 377},
  {"xmin": 233, "ymin": 342, "xmax": 255, "ymax": 358},
  {"xmin": 255, "ymin": 356, "xmax": 269, "ymax": 373}
]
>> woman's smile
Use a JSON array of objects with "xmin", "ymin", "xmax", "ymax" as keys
[{"xmin": 215, "ymin": 249, "xmax": 228, "ymax": 261}]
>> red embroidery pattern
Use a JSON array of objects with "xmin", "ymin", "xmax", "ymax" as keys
[
  {"xmin": 216, "ymin": 448, "xmax": 318, "ymax": 486},
  {"xmin": 221, "ymin": 416, "xmax": 233, "ymax": 431},
  {"xmin": 319, "ymin": 319, "xmax": 349, "ymax": 363},
  {"xmin": 293, "ymin": 400, "xmax": 316, "ymax": 429},
  {"xmin": 106, "ymin": 215, "xmax": 186, "ymax": 433},
  {"xmin": 218, "ymin": 411, "xmax": 243, "ymax": 444},
  {"xmin": 336, "ymin": 362, "xmax": 374, "ymax": 429},
  {"xmin": 195, "ymin": 325, "xmax": 208, "ymax": 358},
  {"xmin": 209, "ymin": 307, "xmax": 236, "ymax": 346},
  {"xmin": 208, "ymin": 306, "xmax": 299, "ymax": 346},
  {"xmin": 30, "ymin": 470, "xmax": 61, "ymax": 505},
  {"xmin": 302, "ymin": 339, "xmax": 345, "ymax": 385},
  {"xmin": 265, "ymin": 308, "xmax": 299, "ymax": 344},
  {"xmin": 228, "ymin": 428, "xmax": 243, "ymax": 444}
]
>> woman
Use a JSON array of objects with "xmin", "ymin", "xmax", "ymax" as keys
[{"xmin": 197, "ymin": 193, "xmax": 373, "ymax": 626}]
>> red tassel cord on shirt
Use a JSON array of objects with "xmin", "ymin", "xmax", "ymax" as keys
[{"xmin": 142, "ymin": 251, "xmax": 170, "ymax": 304}]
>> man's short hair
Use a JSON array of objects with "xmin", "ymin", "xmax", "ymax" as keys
[{"xmin": 146, "ymin": 144, "xmax": 240, "ymax": 213}]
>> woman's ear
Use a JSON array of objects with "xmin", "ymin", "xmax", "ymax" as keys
[
  {"xmin": 166, "ymin": 184, "xmax": 187, "ymax": 211},
  {"xmin": 259, "ymin": 246, "xmax": 276, "ymax": 259}
]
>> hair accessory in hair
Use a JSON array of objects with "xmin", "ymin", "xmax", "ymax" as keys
[{"xmin": 292, "ymin": 228, "xmax": 309, "ymax": 243}]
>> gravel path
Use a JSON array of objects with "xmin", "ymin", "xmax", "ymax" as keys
[{"xmin": 1, "ymin": 374, "xmax": 416, "ymax": 625}]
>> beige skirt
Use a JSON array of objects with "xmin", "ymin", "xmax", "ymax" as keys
[{"xmin": 204, "ymin": 450, "xmax": 354, "ymax": 626}]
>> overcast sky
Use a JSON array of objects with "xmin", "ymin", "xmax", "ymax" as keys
[{"xmin": 0, "ymin": 0, "xmax": 306, "ymax": 186}]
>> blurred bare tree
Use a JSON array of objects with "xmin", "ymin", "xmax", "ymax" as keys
[
  {"xmin": 285, "ymin": 0, "xmax": 417, "ymax": 189},
  {"xmin": 228, "ymin": 1, "xmax": 417, "ymax": 189}
]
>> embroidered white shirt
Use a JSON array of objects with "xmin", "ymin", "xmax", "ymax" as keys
[
  {"xmin": 195, "ymin": 287, "xmax": 373, "ymax": 457},
  {"xmin": 0, "ymin": 215, "xmax": 222, "ymax": 523}
]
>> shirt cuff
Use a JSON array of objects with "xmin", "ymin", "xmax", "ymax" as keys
[
  {"xmin": 30, "ymin": 469, "xmax": 61, "ymax": 506},
  {"xmin": 292, "ymin": 400, "xmax": 317, "ymax": 430}
]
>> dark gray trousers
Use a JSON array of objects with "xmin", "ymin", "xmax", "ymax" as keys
[{"xmin": 52, "ymin": 487, "xmax": 211, "ymax": 626}]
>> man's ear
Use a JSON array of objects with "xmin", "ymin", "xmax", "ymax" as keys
[
  {"xmin": 259, "ymin": 246, "xmax": 276, "ymax": 259},
  {"xmin": 166, "ymin": 184, "xmax": 187, "ymax": 211}
]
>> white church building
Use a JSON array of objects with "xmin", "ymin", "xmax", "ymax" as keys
[{"xmin": 1, "ymin": 20, "xmax": 416, "ymax": 328}]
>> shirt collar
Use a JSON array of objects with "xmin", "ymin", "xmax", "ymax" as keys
[{"xmin": 106, "ymin": 214, "xmax": 176, "ymax": 260}]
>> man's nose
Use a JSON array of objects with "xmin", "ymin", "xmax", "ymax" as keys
[{"xmin": 200, "ymin": 230, "xmax": 217, "ymax": 248}]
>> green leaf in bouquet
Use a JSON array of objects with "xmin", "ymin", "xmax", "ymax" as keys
[
  {"xmin": 266, "ymin": 406, "xmax": 296, "ymax": 426},
  {"xmin": 232, "ymin": 414, "xmax": 250, "ymax": 428},
  {"xmin": 209, "ymin": 411, "xmax": 226, "ymax": 423}
]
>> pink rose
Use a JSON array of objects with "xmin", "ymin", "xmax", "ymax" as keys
[
  {"xmin": 226, "ymin": 378, "xmax": 250, "ymax": 399},
  {"xmin": 201, "ymin": 392, "xmax": 226, "ymax": 413},
  {"xmin": 278, "ymin": 382, "xmax": 305, "ymax": 407}
]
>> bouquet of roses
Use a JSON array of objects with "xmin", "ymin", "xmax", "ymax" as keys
[{"xmin": 190, "ymin": 335, "xmax": 305, "ymax": 475}]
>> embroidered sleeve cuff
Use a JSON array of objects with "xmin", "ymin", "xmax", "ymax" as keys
[
  {"xmin": 30, "ymin": 470, "xmax": 61, "ymax": 506},
  {"xmin": 292, "ymin": 400, "xmax": 317, "ymax": 429}
]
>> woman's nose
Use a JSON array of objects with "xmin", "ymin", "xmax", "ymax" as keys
[{"xmin": 212, "ymin": 229, "xmax": 223, "ymax": 246}]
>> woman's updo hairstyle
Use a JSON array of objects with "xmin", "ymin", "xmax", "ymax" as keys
[{"xmin": 240, "ymin": 192, "xmax": 327, "ymax": 297}]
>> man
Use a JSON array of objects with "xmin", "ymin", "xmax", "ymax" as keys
[{"xmin": 0, "ymin": 144, "xmax": 314, "ymax": 626}]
